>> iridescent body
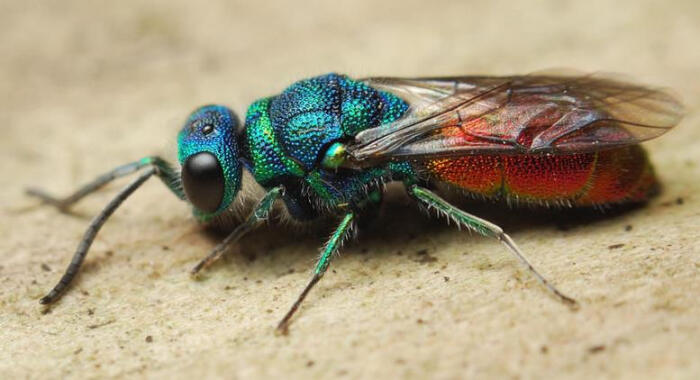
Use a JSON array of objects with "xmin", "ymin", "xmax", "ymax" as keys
[
  {"xmin": 233, "ymin": 74, "xmax": 413, "ymax": 222},
  {"xmin": 30, "ymin": 72, "xmax": 683, "ymax": 333}
]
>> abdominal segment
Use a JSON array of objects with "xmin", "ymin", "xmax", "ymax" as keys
[{"xmin": 422, "ymin": 145, "xmax": 657, "ymax": 206}]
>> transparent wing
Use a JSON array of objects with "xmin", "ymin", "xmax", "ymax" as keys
[{"xmin": 348, "ymin": 72, "xmax": 683, "ymax": 162}]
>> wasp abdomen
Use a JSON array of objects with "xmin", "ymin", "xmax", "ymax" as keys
[{"xmin": 424, "ymin": 145, "xmax": 656, "ymax": 207}]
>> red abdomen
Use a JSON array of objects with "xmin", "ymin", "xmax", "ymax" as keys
[{"xmin": 423, "ymin": 145, "xmax": 657, "ymax": 206}]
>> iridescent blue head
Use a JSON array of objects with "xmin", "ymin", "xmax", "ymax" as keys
[{"xmin": 177, "ymin": 105, "xmax": 242, "ymax": 220}]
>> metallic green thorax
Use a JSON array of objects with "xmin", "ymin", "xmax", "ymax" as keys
[{"xmin": 241, "ymin": 73, "xmax": 415, "ymax": 219}]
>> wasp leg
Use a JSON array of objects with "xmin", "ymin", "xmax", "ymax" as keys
[
  {"xmin": 27, "ymin": 156, "xmax": 184, "ymax": 211},
  {"xmin": 410, "ymin": 185, "xmax": 578, "ymax": 309},
  {"xmin": 277, "ymin": 212, "xmax": 356, "ymax": 334},
  {"xmin": 39, "ymin": 168, "xmax": 158, "ymax": 305},
  {"xmin": 37, "ymin": 157, "xmax": 184, "ymax": 305},
  {"xmin": 190, "ymin": 186, "xmax": 283, "ymax": 276}
]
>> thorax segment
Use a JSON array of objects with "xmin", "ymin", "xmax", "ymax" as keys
[{"xmin": 240, "ymin": 73, "xmax": 411, "ymax": 217}]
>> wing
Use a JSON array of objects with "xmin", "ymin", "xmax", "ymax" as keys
[{"xmin": 347, "ymin": 72, "xmax": 683, "ymax": 162}]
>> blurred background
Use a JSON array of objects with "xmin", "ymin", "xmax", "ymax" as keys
[{"xmin": 1, "ymin": 1, "xmax": 698, "ymax": 379}]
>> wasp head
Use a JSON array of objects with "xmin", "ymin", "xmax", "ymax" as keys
[{"xmin": 177, "ymin": 105, "xmax": 242, "ymax": 220}]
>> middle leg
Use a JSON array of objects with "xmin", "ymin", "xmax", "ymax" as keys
[{"xmin": 276, "ymin": 212, "xmax": 356, "ymax": 334}]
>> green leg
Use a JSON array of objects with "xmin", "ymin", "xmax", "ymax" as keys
[
  {"xmin": 190, "ymin": 186, "xmax": 283, "ymax": 276},
  {"xmin": 26, "ymin": 156, "xmax": 185, "ymax": 211},
  {"xmin": 277, "ymin": 212, "xmax": 356, "ymax": 334},
  {"xmin": 410, "ymin": 186, "xmax": 578, "ymax": 308},
  {"xmin": 31, "ymin": 156, "xmax": 185, "ymax": 305}
]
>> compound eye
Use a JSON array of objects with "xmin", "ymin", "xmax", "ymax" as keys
[{"xmin": 182, "ymin": 152, "xmax": 225, "ymax": 213}]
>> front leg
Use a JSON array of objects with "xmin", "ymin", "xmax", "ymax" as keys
[
  {"xmin": 27, "ymin": 156, "xmax": 185, "ymax": 211},
  {"xmin": 190, "ymin": 186, "xmax": 283, "ymax": 275},
  {"xmin": 34, "ymin": 156, "xmax": 184, "ymax": 305},
  {"xmin": 410, "ymin": 185, "xmax": 578, "ymax": 308}
]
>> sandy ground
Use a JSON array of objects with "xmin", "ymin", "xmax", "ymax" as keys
[{"xmin": 1, "ymin": 1, "xmax": 699, "ymax": 379}]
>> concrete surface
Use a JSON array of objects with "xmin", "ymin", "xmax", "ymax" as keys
[{"xmin": 1, "ymin": 0, "xmax": 699, "ymax": 379}]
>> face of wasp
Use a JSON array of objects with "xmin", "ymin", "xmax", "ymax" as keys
[{"xmin": 177, "ymin": 105, "xmax": 242, "ymax": 218}]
